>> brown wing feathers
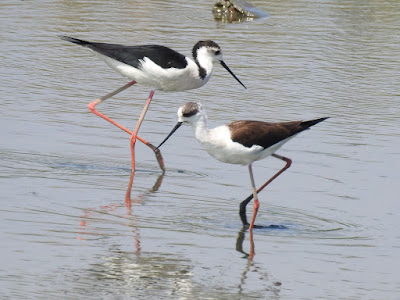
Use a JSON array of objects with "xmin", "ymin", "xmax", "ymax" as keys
[{"xmin": 228, "ymin": 118, "xmax": 328, "ymax": 149}]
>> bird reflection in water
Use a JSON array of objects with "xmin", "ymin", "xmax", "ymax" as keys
[
  {"xmin": 236, "ymin": 227, "xmax": 255, "ymax": 260},
  {"xmin": 78, "ymin": 171, "xmax": 165, "ymax": 256},
  {"xmin": 125, "ymin": 171, "xmax": 165, "ymax": 214},
  {"xmin": 236, "ymin": 228, "xmax": 282, "ymax": 297}
]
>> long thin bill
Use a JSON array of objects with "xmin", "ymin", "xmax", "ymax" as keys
[
  {"xmin": 155, "ymin": 122, "xmax": 183, "ymax": 150},
  {"xmin": 220, "ymin": 60, "xmax": 247, "ymax": 89}
]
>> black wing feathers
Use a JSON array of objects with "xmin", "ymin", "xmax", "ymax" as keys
[{"xmin": 60, "ymin": 36, "xmax": 188, "ymax": 69}]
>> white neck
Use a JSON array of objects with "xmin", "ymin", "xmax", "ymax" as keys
[
  {"xmin": 191, "ymin": 113, "xmax": 209, "ymax": 144},
  {"xmin": 195, "ymin": 48, "xmax": 214, "ymax": 78}
]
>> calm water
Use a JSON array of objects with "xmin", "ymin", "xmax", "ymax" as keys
[{"xmin": 1, "ymin": 0, "xmax": 399, "ymax": 299}]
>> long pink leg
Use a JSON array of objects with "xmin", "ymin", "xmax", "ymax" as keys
[
  {"xmin": 243, "ymin": 154, "xmax": 292, "ymax": 229},
  {"xmin": 87, "ymin": 81, "xmax": 165, "ymax": 171},
  {"xmin": 255, "ymin": 154, "xmax": 292, "ymax": 195},
  {"xmin": 130, "ymin": 91, "xmax": 154, "ymax": 172},
  {"xmin": 248, "ymin": 164, "xmax": 260, "ymax": 230}
]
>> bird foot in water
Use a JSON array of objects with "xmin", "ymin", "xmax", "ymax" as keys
[{"xmin": 242, "ymin": 223, "xmax": 288, "ymax": 230}]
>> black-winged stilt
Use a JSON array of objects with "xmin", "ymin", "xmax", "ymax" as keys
[
  {"xmin": 157, "ymin": 102, "xmax": 328, "ymax": 230},
  {"xmin": 60, "ymin": 36, "xmax": 246, "ymax": 172}
]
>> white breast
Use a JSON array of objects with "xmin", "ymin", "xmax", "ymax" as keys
[
  {"xmin": 196, "ymin": 126, "xmax": 257, "ymax": 165},
  {"xmin": 96, "ymin": 54, "xmax": 208, "ymax": 91},
  {"xmin": 197, "ymin": 125, "xmax": 297, "ymax": 166}
]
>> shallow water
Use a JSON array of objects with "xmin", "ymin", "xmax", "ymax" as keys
[{"xmin": 1, "ymin": 0, "xmax": 399, "ymax": 299}]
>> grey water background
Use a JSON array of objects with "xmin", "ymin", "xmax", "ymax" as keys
[{"xmin": 1, "ymin": 0, "xmax": 399, "ymax": 299}]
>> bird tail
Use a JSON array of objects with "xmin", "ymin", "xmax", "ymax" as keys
[
  {"xmin": 301, "ymin": 117, "xmax": 329, "ymax": 130},
  {"xmin": 59, "ymin": 35, "xmax": 91, "ymax": 47}
]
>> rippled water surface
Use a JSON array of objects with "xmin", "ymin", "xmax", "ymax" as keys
[{"xmin": 1, "ymin": 0, "xmax": 399, "ymax": 299}]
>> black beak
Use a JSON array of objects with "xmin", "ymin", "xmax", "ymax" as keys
[
  {"xmin": 156, "ymin": 122, "xmax": 183, "ymax": 150},
  {"xmin": 220, "ymin": 60, "xmax": 247, "ymax": 89}
]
